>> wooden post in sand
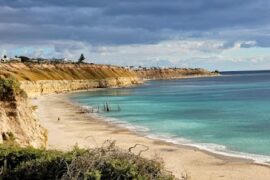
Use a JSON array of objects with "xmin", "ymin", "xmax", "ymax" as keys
[
  {"xmin": 118, "ymin": 105, "xmax": 121, "ymax": 111},
  {"xmin": 106, "ymin": 102, "xmax": 110, "ymax": 112},
  {"xmin": 103, "ymin": 103, "xmax": 106, "ymax": 112},
  {"xmin": 103, "ymin": 102, "xmax": 112, "ymax": 112}
]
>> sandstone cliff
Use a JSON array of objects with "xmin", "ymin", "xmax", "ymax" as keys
[
  {"xmin": 0, "ymin": 78, "xmax": 47, "ymax": 148},
  {"xmin": 0, "ymin": 63, "xmax": 218, "ymax": 97},
  {"xmin": 0, "ymin": 63, "xmax": 143, "ymax": 97},
  {"xmin": 135, "ymin": 68, "xmax": 218, "ymax": 80},
  {"xmin": 20, "ymin": 77, "xmax": 141, "ymax": 97}
]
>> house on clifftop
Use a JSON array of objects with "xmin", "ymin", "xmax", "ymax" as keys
[{"xmin": 0, "ymin": 55, "xmax": 9, "ymax": 63}]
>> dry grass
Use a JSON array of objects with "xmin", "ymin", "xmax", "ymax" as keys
[
  {"xmin": 0, "ymin": 63, "xmax": 137, "ymax": 81},
  {"xmin": 0, "ymin": 62, "xmax": 216, "ymax": 82}
]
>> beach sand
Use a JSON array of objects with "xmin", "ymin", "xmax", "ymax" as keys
[{"xmin": 33, "ymin": 94, "xmax": 270, "ymax": 180}]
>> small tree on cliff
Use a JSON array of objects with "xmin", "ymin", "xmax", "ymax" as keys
[
  {"xmin": 78, "ymin": 54, "xmax": 85, "ymax": 63},
  {"xmin": 19, "ymin": 56, "xmax": 30, "ymax": 63}
]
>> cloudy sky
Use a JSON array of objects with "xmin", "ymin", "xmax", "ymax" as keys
[{"xmin": 0, "ymin": 0, "xmax": 270, "ymax": 71}]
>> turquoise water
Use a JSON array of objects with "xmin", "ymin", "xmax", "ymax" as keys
[{"xmin": 70, "ymin": 71, "xmax": 270, "ymax": 162}]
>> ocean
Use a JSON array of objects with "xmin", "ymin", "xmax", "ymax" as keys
[{"xmin": 69, "ymin": 71, "xmax": 270, "ymax": 163}]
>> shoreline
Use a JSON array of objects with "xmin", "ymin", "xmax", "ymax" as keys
[
  {"xmin": 69, "ymin": 95, "xmax": 270, "ymax": 166},
  {"xmin": 33, "ymin": 93, "xmax": 270, "ymax": 179}
]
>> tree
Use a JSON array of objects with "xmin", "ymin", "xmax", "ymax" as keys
[
  {"xmin": 19, "ymin": 56, "xmax": 30, "ymax": 62},
  {"xmin": 78, "ymin": 53, "xmax": 85, "ymax": 63}
]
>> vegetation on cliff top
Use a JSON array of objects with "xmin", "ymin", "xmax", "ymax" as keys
[
  {"xmin": 0, "ymin": 77, "xmax": 27, "ymax": 101},
  {"xmin": 0, "ymin": 142, "xmax": 175, "ymax": 180}
]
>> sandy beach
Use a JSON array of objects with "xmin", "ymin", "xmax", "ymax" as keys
[{"xmin": 33, "ymin": 94, "xmax": 270, "ymax": 180}]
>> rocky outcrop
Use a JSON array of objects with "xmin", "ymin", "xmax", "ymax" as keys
[
  {"xmin": 0, "ymin": 78, "xmax": 47, "ymax": 148},
  {"xmin": 20, "ymin": 77, "xmax": 142, "ymax": 98}
]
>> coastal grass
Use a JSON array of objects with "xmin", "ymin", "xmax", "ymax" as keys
[{"xmin": 0, "ymin": 141, "xmax": 175, "ymax": 180}]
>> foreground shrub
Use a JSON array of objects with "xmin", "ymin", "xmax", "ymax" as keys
[{"xmin": 0, "ymin": 142, "xmax": 175, "ymax": 180}]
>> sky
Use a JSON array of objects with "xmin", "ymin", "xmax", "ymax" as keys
[{"xmin": 0, "ymin": 0, "xmax": 270, "ymax": 71}]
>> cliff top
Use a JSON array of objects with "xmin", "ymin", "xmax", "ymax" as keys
[
  {"xmin": 0, "ymin": 63, "xmax": 138, "ymax": 81},
  {"xmin": 0, "ymin": 62, "xmax": 217, "ymax": 81}
]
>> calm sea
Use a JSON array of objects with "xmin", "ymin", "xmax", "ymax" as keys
[{"xmin": 70, "ymin": 71, "xmax": 270, "ymax": 163}]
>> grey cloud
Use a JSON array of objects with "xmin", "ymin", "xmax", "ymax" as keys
[{"xmin": 0, "ymin": 0, "xmax": 270, "ymax": 47}]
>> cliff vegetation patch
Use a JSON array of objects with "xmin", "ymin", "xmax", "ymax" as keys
[{"xmin": 0, "ymin": 77, "xmax": 26, "ymax": 101}]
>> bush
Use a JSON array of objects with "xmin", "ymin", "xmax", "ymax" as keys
[
  {"xmin": 0, "ymin": 77, "xmax": 27, "ymax": 101},
  {"xmin": 0, "ymin": 142, "xmax": 175, "ymax": 180}
]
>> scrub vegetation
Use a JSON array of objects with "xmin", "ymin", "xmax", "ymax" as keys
[{"xmin": 0, "ymin": 141, "xmax": 175, "ymax": 180}]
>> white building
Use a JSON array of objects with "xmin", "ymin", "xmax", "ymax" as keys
[{"xmin": 0, "ymin": 57, "xmax": 10, "ymax": 62}]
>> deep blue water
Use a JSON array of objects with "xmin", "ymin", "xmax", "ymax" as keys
[{"xmin": 70, "ymin": 71, "xmax": 270, "ymax": 162}]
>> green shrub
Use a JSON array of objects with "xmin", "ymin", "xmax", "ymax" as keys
[
  {"xmin": 0, "ymin": 143, "xmax": 175, "ymax": 180},
  {"xmin": 31, "ymin": 105, "xmax": 38, "ymax": 111},
  {"xmin": 0, "ymin": 77, "xmax": 27, "ymax": 101},
  {"xmin": 0, "ymin": 145, "xmax": 61, "ymax": 170}
]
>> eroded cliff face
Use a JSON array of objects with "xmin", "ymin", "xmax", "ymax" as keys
[
  {"xmin": 21, "ymin": 77, "xmax": 142, "ymax": 98},
  {"xmin": 0, "ymin": 98, "xmax": 47, "ymax": 148},
  {"xmin": 0, "ymin": 78, "xmax": 47, "ymax": 148}
]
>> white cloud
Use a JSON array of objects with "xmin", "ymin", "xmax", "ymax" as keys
[{"xmin": 1, "ymin": 38, "xmax": 270, "ymax": 71}]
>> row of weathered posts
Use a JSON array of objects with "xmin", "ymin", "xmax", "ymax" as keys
[
  {"xmin": 84, "ymin": 102, "xmax": 121, "ymax": 113},
  {"xmin": 103, "ymin": 102, "xmax": 121, "ymax": 112}
]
